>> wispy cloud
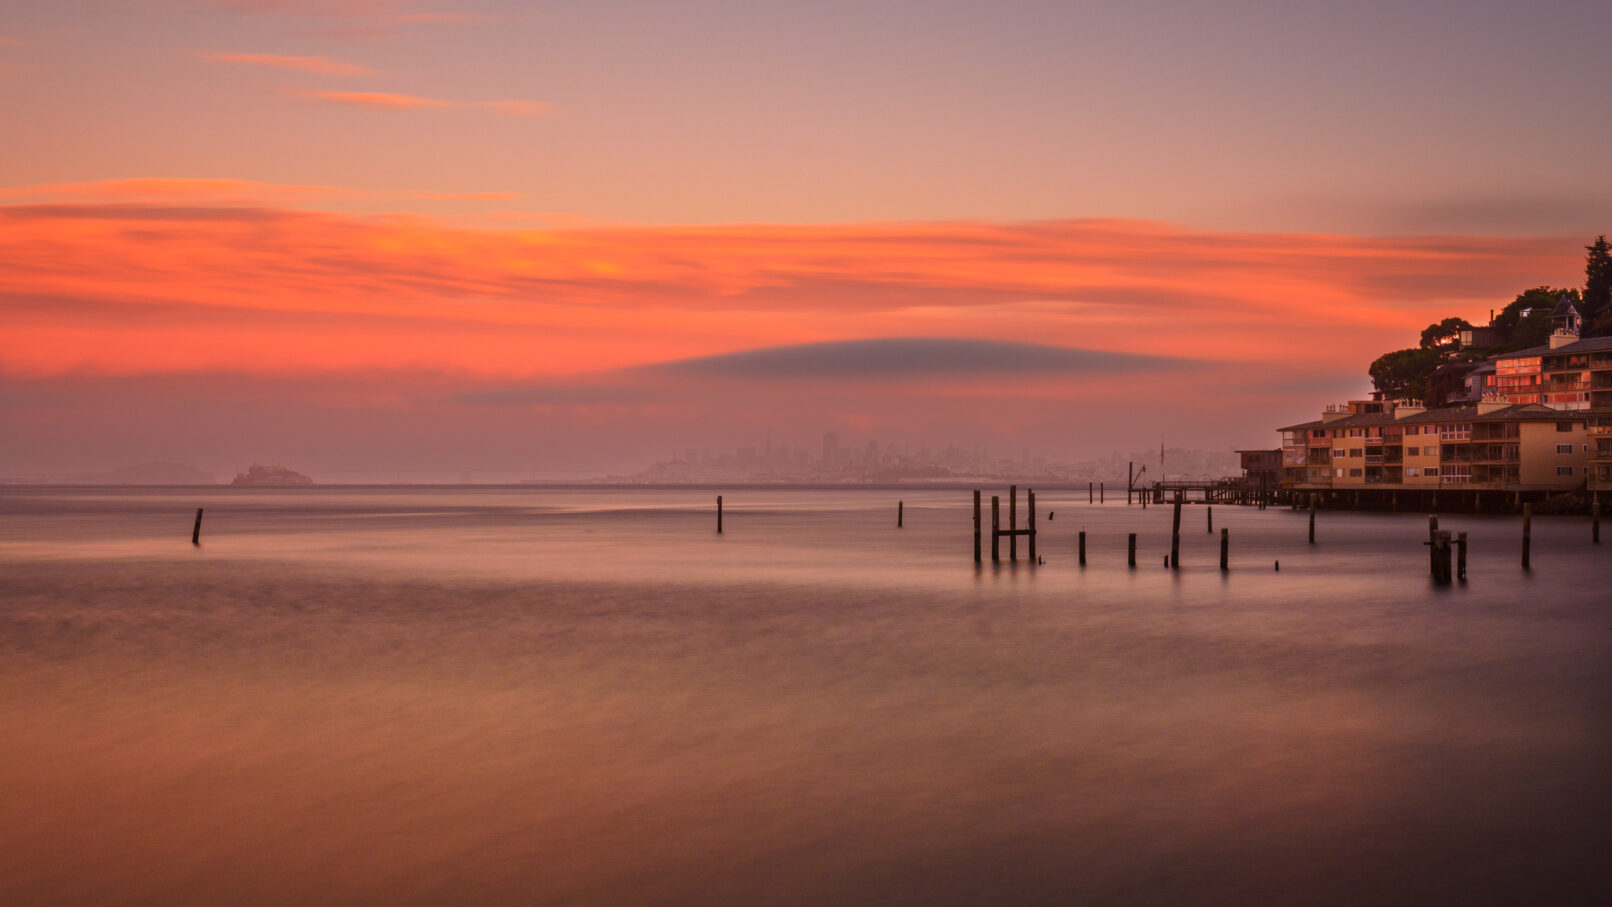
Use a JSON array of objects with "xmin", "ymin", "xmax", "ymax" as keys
[
  {"xmin": 292, "ymin": 89, "xmax": 452, "ymax": 110},
  {"xmin": 479, "ymin": 100, "xmax": 550, "ymax": 118},
  {"xmin": 206, "ymin": 52, "xmax": 373, "ymax": 76},
  {"xmin": 643, "ymin": 338, "xmax": 1189, "ymax": 381}
]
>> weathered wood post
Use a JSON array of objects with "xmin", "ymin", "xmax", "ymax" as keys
[
  {"xmin": 1170, "ymin": 492, "xmax": 1182, "ymax": 569},
  {"xmin": 191, "ymin": 507, "xmax": 204, "ymax": 546},
  {"xmin": 1009, "ymin": 484, "xmax": 1018, "ymax": 561},
  {"xmin": 1127, "ymin": 532, "xmax": 1136, "ymax": 567},
  {"xmin": 1456, "ymin": 531, "xmax": 1467, "ymax": 580},
  {"xmin": 991, "ymin": 495, "xmax": 1001, "ymax": 562},
  {"xmin": 1522, "ymin": 502, "xmax": 1532, "ymax": 569},
  {"xmin": 1127, "ymin": 462, "xmax": 1133, "ymax": 505},
  {"xmin": 1207, "ymin": 505, "xmax": 1213, "ymax": 533},
  {"xmin": 1078, "ymin": 530, "xmax": 1087, "ymax": 566},
  {"xmin": 1100, "ymin": 482, "xmax": 1104, "ymax": 503},
  {"xmin": 1308, "ymin": 494, "xmax": 1316, "ymax": 544},
  {"xmin": 898, "ymin": 500, "xmax": 903, "ymax": 528},
  {"xmin": 1027, "ymin": 489, "xmax": 1037, "ymax": 563},
  {"xmin": 1427, "ymin": 515, "xmax": 1439, "ymax": 576},
  {"xmin": 974, "ymin": 490, "xmax": 982, "ymax": 563},
  {"xmin": 1220, "ymin": 527, "xmax": 1229, "ymax": 571},
  {"xmin": 717, "ymin": 495, "xmax": 723, "ymax": 533},
  {"xmin": 1089, "ymin": 481, "xmax": 1094, "ymax": 504},
  {"xmin": 1430, "ymin": 529, "xmax": 1452, "ymax": 584},
  {"xmin": 1593, "ymin": 501, "xmax": 1601, "ymax": 544}
]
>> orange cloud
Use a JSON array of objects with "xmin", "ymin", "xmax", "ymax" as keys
[
  {"xmin": 0, "ymin": 198, "xmax": 1581, "ymax": 385},
  {"xmin": 206, "ymin": 52, "xmax": 374, "ymax": 75},
  {"xmin": 292, "ymin": 89, "xmax": 452, "ymax": 110}
]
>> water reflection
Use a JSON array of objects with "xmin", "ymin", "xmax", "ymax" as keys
[{"xmin": 2, "ymin": 487, "xmax": 1608, "ymax": 904}]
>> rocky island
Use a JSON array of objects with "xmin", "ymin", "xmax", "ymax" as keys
[{"xmin": 231, "ymin": 464, "xmax": 313, "ymax": 486}]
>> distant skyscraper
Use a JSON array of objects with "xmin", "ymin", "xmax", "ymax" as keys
[{"xmin": 822, "ymin": 432, "xmax": 840, "ymax": 466}]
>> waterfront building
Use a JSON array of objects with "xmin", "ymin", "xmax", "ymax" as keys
[{"xmin": 1279, "ymin": 400, "xmax": 1587, "ymax": 500}]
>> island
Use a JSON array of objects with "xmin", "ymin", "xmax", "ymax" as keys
[{"xmin": 231, "ymin": 464, "xmax": 314, "ymax": 486}]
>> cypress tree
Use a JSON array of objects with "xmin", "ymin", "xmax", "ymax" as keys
[{"xmin": 1586, "ymin": 234, "xmax": 1611, "ymax": 328}]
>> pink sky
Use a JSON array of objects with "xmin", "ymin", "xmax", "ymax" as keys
[{"xmin": 0, "ymin": 1, "xmax": 1605, "ymax": 478}]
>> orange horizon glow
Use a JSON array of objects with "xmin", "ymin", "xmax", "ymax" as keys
[{"xmin": 0, "ymin": 182, "xmax": 1581, "ymax": 383}]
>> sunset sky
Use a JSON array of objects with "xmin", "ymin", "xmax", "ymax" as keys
[{"xmin": 3, "ymin": 0, "xmax": 1609, "ymax": 479}]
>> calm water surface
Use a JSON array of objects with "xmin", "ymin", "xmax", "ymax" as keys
[{"xmin": 2, "ymin": 486, "xmax": 1608, "ymax": 905}]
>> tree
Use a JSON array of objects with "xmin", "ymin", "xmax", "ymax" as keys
[
  {"xmin": 1368, "ymin": 347, "xmax": 1441, "ymax": 401},
  {"xmin": 1584, "ymin": 235, "xmax": 1611, "ymax": 331},
  {"xmin": 1493, "ymin": 286, "xmax": 1579, "ymax": 351},
  {"xmin": 1419, "ymin": 316, "xmax": 1473, "ymax": 350}
]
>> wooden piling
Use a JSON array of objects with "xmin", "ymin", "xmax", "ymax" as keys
[
  {"xmin": 1171, "ymin": 493, "xmax": 1182, "ymax": 569},
  {"xmin": 991, "ymin": 496, "xmax": 1001, "ymax": 562},
  {"xmin": 1100, "ymin": 482, "xmax": 1104, "ymax": 504},
  {"xmin": 1078, "ymin": 530, "xmax": 1086, "ymax": 566},
  {"xmin": 1220, "ymin": 527, "xmax": 1228, "ymax": 571},
  {"xmin": 1027, "ymin": 489, "xmax": 1037, "ymax": 564},
  {"xmin": 1010, "ymin": 484, "xmax": 1018, "ymax": 561},
  {"xmin": 1430, "ymin": 530, "xmax": 1452, "ymax": 584},
  {"xmin": 1089, "ymin": 481, "xmax": 1094, "ymax": 504},
  {"xmin": 973, "ymin": 490, "xmax": 982, "ymax": 563},
  {"xmin": 717, "ymin": 495, "xmax": 723, "ymax": 533},
  {"xmin": 1127, "ymin": 462, "xmax": 1133, "ymax": 505},
  {"xmin": 1308, "ymin": 495, "xmax": 1316, "ymax": 544},
  {"xmin": 1207, "ymin": 505, "xmax": 1213, "ymax": 533},
  {"xmin": 191, "ymin": 507, "xmax": 203, "ymax": 546},
  {"xmin": 1522, "ymin": 503, "xmax": 1531, "ymax": 569},
  {"xmin": 1456, "ymin": 531, "xmax": 1467, "ymax": 581},
  {"xmin": 898, "ymin": 500, "xmax": 903, "ymax": 528},
  {"xmin": 1593, "ymin": 501, "xmax": 1601, "ymax": 544},
  {"xmin": 1127, "ymin": 532, "xmax": 1136, "ymax": 567}
]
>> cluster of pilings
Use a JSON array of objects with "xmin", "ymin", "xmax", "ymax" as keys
[{"xmin": 972, "ymin": 485, "xmax": 1037, "ymax": 563}]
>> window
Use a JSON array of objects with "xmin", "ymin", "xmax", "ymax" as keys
[
  {"xmin": 1557, "ymin": 421, "xmax": 1574, "ymax": 432},
  {"xmin": 1557, "ymin": 444, "xmax": 1574, "ymax": 454},
  {"xmin": 1407, "ymin": 447, "xmax": 1420, "ymax": 456},
  {"xmin": 1332, "ymin": 449, "xmax": 1345, "ymax": 458},
  {"xmin": 1349, "ymin": 468, "xmax": 1363, "ymax": 477},
  {"xmin": 1405, "ymin": 467, "xmax": 1420, "ymax": 477},
  {"xmin": 1558, "ymin": 466, "xmax": 1575, "ymax": 477},
  {"xmin": 1350, "ymin": 449, "xmax": 1364, "ymax": 458},
  {"xmin": 1425, "ymin": 467, "xmax": 1439, "ymax": 477},
  {"xmin": 1334, "ymin": 468, "xmax": 1345, "ymax": 478},
  {"xmin": 1405, "ymin": 426, "xmax": 1417, "ymax": 435}
]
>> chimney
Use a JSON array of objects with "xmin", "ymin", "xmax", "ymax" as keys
[{"xmin": 1549, "ymin": 330, "xmax": 1577, "ymax": 349}]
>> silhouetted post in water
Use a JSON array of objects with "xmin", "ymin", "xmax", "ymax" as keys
[
  {"xmin": 898, "ymin": 500, "xmax": 903, "ymax": 528},
  {"xmin": 1428, "ymin": 514, "xmax": 1438, "ymax": 537},
  {"xmin": 973, "ymin": 490, "xmax": 982, "ymax": 563},
  {"xmin": 991, "ymin": 496, "xmax": 1001, "ymax": 562},
  {"xmin": 1522, "ymin": 503, "xmax": 1532, "ymax": 569},
  {"xmin": 717, "ymin": 495, "xmax": 723, "ymax": 533},
  {"xmin": 1127, "ymin": 532, "xmax": 1136, "ymax": 567},
  {"xmin": 1027, "ymin": 489, "xmax": 1037, "ymax": 563},
  {"xmin": 1220, "ymin": 527, "xmax": 1229, "ymax": 571},
  {"xmin": 1427, "ymin": 515, "xmax": 1439, "ymax": 576},
  {"xmin": 1100, "ymin": 482, "xmax": 1104, "ymax": 503},
  {"xmin": 1078, "ymin": 531, "xmax": 1086, "ymax": 566},
  {"xmin": 1308, "ymin": 495, "xmax": 1317, "ymax": 544},
  {"xmin": 191, "ymin": 507, "xmax": 203, "ymax": 546},
  {"xmin": 1127, "ymin": 462, "xmax": 1133, "ymax": 505},
  {"xmin": 1170, "ymin": 492, "xmax": 1182, "ymax": 569},
  {"xmin": 1089, "ymin": 482, "xmax": 1093, "ymax": 504},
  {"xmin": 1207, "ymin": 505, "xmax": 1213, "ymax": 533},
  {"xmin": 1429, "ymin": 530, "xmax": 1452, "ymax": 584},
  {"xmin": 1456, "ymin": 531, "xmax": 1467, "ymax": 580},
  {"xmin": 1010, "ymin": 484, "xmax": 1018, "ymax": 561},
  {"xmin": 1593, "ymin": 501, "xmax": 1601, "ymax": 544}
]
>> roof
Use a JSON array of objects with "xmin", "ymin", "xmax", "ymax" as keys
[
  {"xmin": 1496, "ymin": 334, "xmax": 1612, "ymax": 359},
  {"xmin": 1396, "ymin": 403, "xmax": 1580, "ymax": 424},
  {"xmin": 1284, "ymin": 402, "xmax": 1585, "ymax": 432},
  {"xmin": 1551, "ymin": 294, "xmax": 1581, "ymax": 316}
]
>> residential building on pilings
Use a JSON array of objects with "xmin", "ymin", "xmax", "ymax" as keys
[{"xmin": 1280, "ymin": 399, "xmax": 1587, "ymax": 497}]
